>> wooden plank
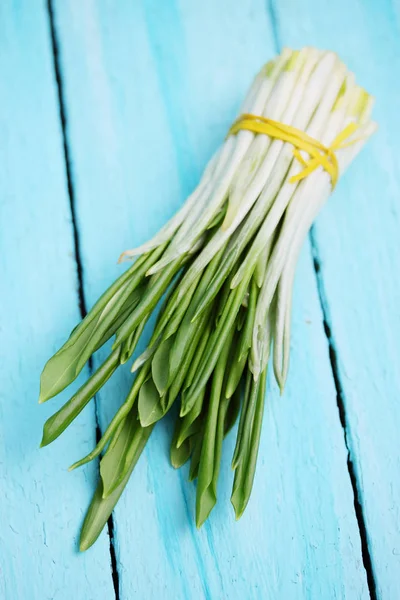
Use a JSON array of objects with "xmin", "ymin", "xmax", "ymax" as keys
[
  {"xmin": 271, "ymin": 0, "xmax": 400, "ymax": 596},
  {"xmin": 52, "ymin": 0, "xmax": 369, "ymax": 597},
  {"xmin": 0, "ymin": 3, "xmax": 115, "ymax": 599}
]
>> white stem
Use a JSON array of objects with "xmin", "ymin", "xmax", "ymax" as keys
[
  {"xmin": 232, "ymin": 53, "xmax": 345, "ymax": 290},
  {"xmin": 270, "ymin": 92, "xmax": 377, "ymax": 385},
  {"xmin": 118, "ymin": 145, "xmax": 223, "ymax": 260},
  {"xmin": 147, "ymin": 50, "xmax": 292, "ymax": 275}
]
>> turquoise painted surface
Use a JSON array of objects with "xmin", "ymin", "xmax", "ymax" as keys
[
  {"xmin": 1, "ymin": 1, "xmax": 398, "ymax": 598},
  {"xmin": 272, "ymin": 1, "xmax": 400, "ymax": 597},
  {"xmin": 0, "ymin": 2, "xmax": 115, "ymax": 599}
]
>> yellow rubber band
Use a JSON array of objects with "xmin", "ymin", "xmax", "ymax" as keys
[{"xmin": 228, "ymin": 114, "xmax": 359, "ymax": 189}]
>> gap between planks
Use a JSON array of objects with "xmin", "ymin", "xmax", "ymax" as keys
[
  {"xmin": 46, "ymin": 1, "xmax": 120, "ymax": 599},
  {"xmin": 310, "ymin": 231, "xmax": 378, "ymax": 600},
  {"xmin": 266, "ymin": 0, "xmax": 378, "ymax": 596}
]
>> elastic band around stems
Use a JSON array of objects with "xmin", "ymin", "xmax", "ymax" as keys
[{"xmin": 228, "ymin": 113, "xmax": 360, "ymax": 189}]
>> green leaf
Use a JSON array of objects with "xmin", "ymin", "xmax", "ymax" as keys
[
  {"xmin": 70, "ymin": 364, "xmax": 150, "ymax": 470},
  {"xmin": 120, "ymin": 330, "xmax": 136, "ymax": 365},
  {"xmin": 177, "ymin": 388, "xmax": 205, "ymax": 447},
  {"xmin": 100, "ymin": 412, "xmax": 137, "ymax": 497},
  {"xmin": 236, "ymin": 305, "xmax": 247, "ymax": 330},
  {"xmin": 230, "ymin": 461, "xmax": 245, "ymax": 520},
  {"xmin": 195, "ymin": 327, "xmax": 233, "ymax": 528},
  {"xmin": 161, "ymin": 252, "xmax": 223, "ymax": 403},
  {"xmin": 113, "ymin": 258, "xmax": 183, "ymax": 347},
  {"xmin": 178, "ymin": 420, "xmax": 200, "ymax": 448},
  {"xmin": 231, "ymin": 369, "xmax": 266, "ymax": 519},
  {"xmin": 189, "ymin": 428, "xmax": 205, "ymax": 482},
  {"xmin": 120, "ymin": 312, "xmax": 148, "ymax": 365},
  {"xmin": 254, "ymin": 238, "xmax": 271, "ymax": 287},
  {"xmin": 168, "ymin": 319, "xmax": 195, "ymax": 382},
  {"xmin": 237, "ymin": 375, "xmax": 261, "ymax": 465},
  {"xmin": 63, "ymin": 256, "xmax": 143, "ymax": 352},
  {"xmin": 80, "ymin": 472, "xmax": 132, "ymax": 552},
  {"xmin": 185, "ymin": 276, "xmax": 249, "ymax": 409},
  {"xmin": 232, "ymin": 368, "xmax": 252, "ymax": 469},
  {"xmin": 166, "ymin": 249, "xmax": 225, "ymax": 387},
  {"xmin": 70, "ymin": 245, "xmax": 166, "ymax": 382},
  {"xmin": 74, "ymin": 277, "xmax": 147, "ymax": 374},
  {"xmin": 151, "ymin": 337, "xmax": 174, "ymax": 396},
  {"xmin": 100, "ymin": 408, "xmax": 152, "ymax": 498},
  {"xmin": 39, "ymin": 279, "xmax": 147, "ymax": 405},
  {"xmin": 225, "ymin": 351, "xmax": 248, "ymax": 399},
  {"xmin": 238, "ymin": 278, "xmax": 258, "ymax": 361},
  {"xmin": 224, "ymin": 386, "xmax": 241, "ymax": 437},
  {"xmin": 168, "ymin": 312, "xmax": 209, "ymax": 405},
  {"xmin": 79, "ymin": 423, "xmax": 153, "ymax": 552},
  {"xmin": 94, "ymin": 290, "xmax": 141, "ymax": 351},
  {"xmin": 196, "ymin": 393, "xmax": 228, "ymax": 528},
  {"xmin": 70, "ymin": 416, "xmax": 127, "ymax": 471},
  {"xmin": 39, "ymin": 316, "xmax": 100, "ymax": 403},
  {"xmin": 191, "ymin": 231, "xmax": 244, "ymax": 322},
  {"xmin": 170, "ymin": 419, "xmax": 192, "ymax": 469},
  {"xmin": 182, "ymin": 320, "xmax": 212, "ymax": 393},
  {"xmin": 138, "ymin": 376, "xmax": 163, "ymax": 427},
  {"xmin": 40, "ymin": 349, "xmax": 120, "ymax": 447},
  {"xmin": 170, "ymin": 437, "xmax": 191, "ymax": 469},
  {"xmin": 153, "ymin": 272, "xmax": 201, "ymax": 342},
  {"xmin": 206, "ymin": 203, "xmax": 227, "ymax": 230}
]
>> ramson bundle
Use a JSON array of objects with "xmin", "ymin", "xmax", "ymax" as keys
[{"xmin": 39, "ymin": 47, "xmax": 376, "ymax": 550}]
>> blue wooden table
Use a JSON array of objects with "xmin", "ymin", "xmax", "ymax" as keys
[{"xmin": 1, "ymin": 1, "xmax": 399, "ymax": 598}]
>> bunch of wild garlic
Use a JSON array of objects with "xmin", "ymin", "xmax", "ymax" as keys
[{"xmin": 39, "ymin": 47, "xmax": 376, "ymax": 550}]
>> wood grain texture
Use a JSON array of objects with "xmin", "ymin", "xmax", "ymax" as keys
[
  {"xmin": 50, "ymin": 0, "xmax": 373, "ymax": 598},
  {"xmin": 0, "ymin": 3, "xmax": 115, "ymax": 599},
  {"xmin": 271, "ymin": 0, "xmax": 400, "ymax": 596}
]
